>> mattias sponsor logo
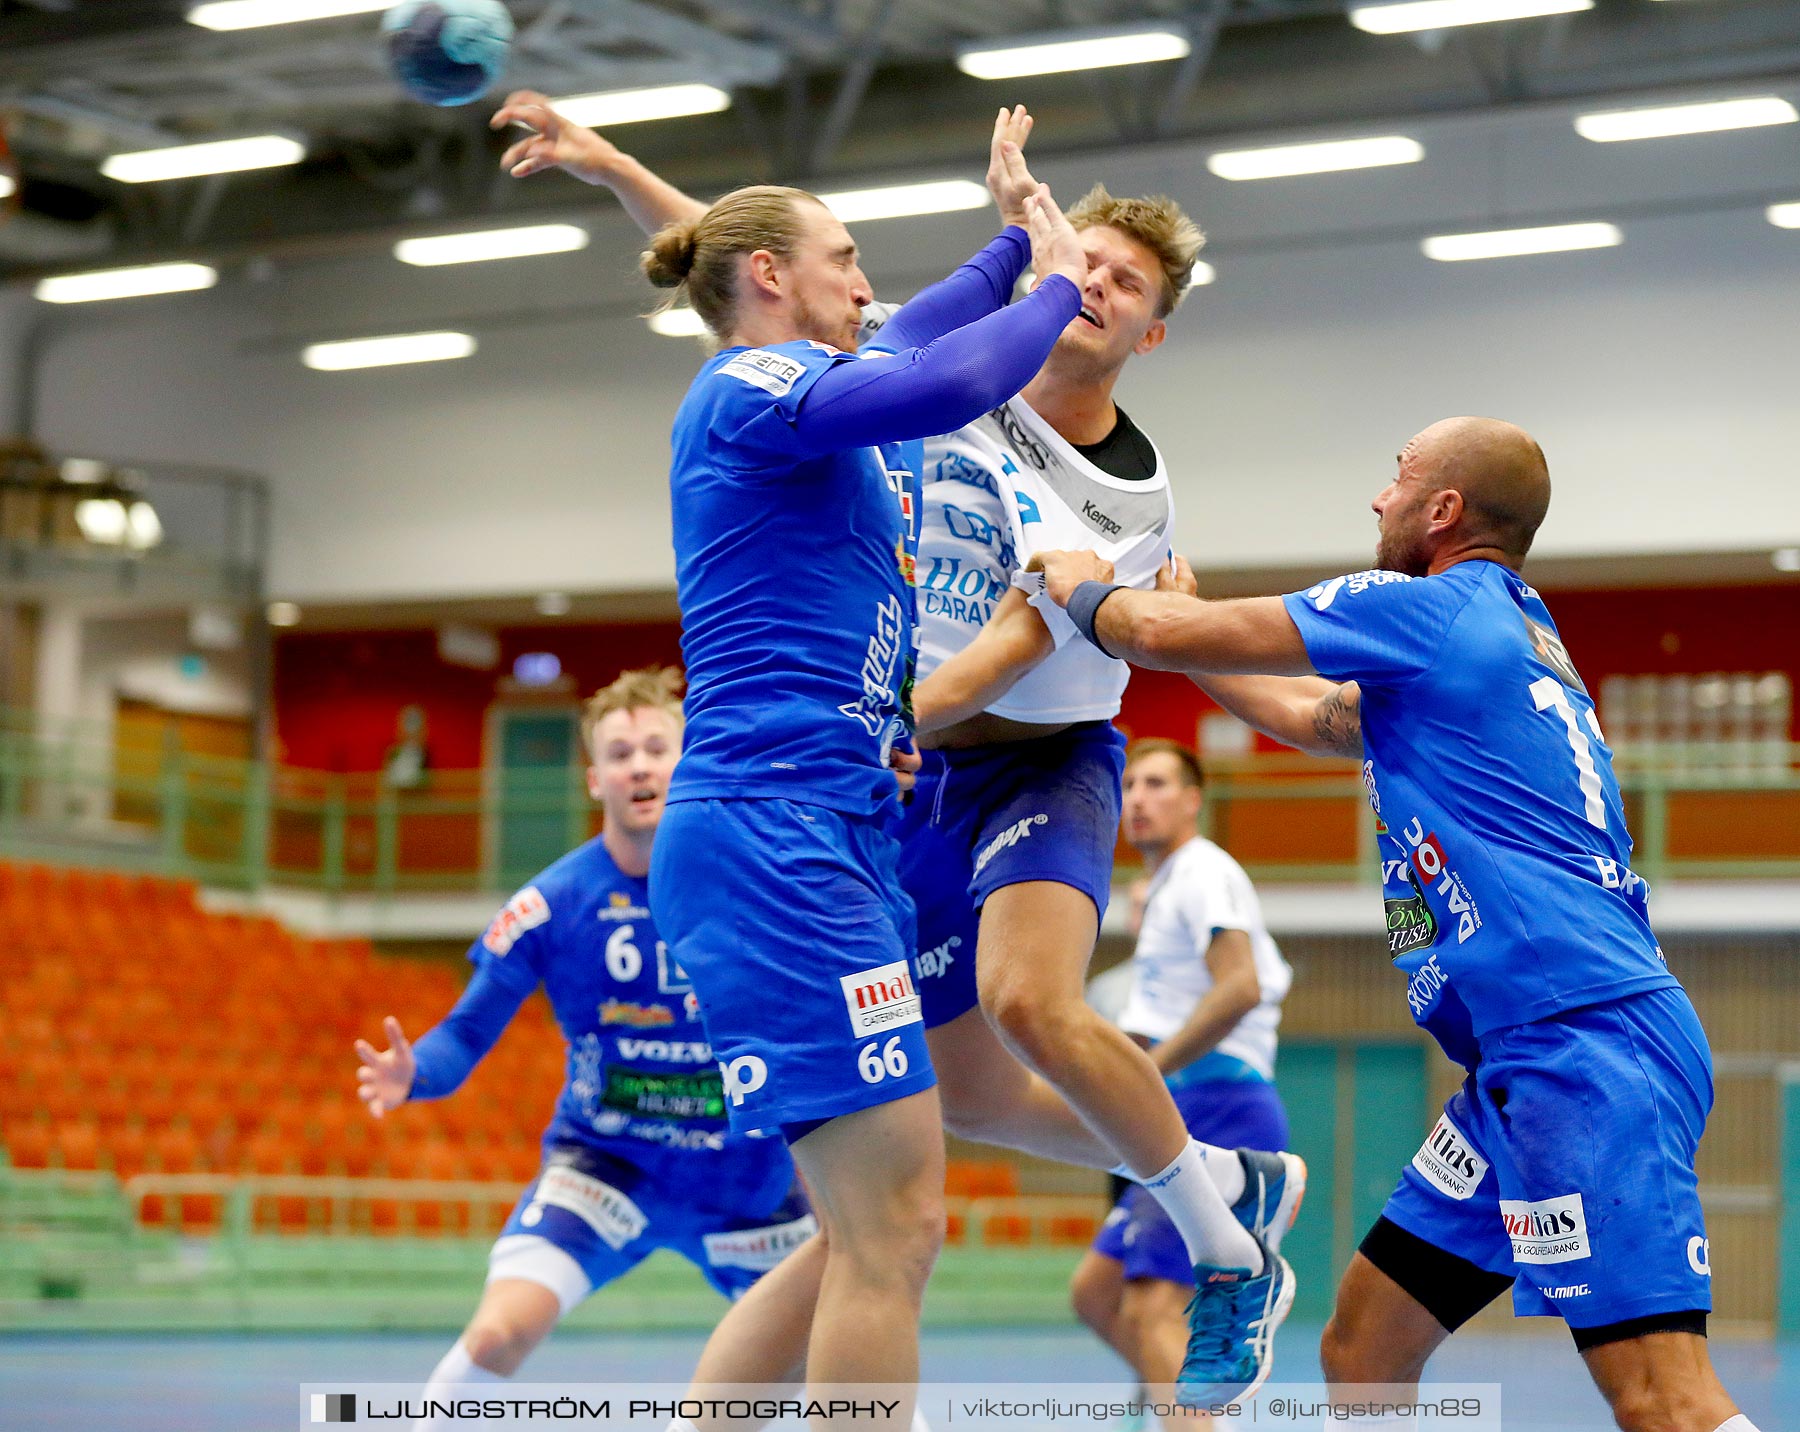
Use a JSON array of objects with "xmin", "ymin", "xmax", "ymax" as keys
[
  {"xmin": 702, "ymin": 1214, "xmax": 820, "ymax": 1272},
  {"xmin": 973, "ymin": 813, "xmax": 1048, "ymax": 877},
  {"xmin": 1500, "ymin": 1193, "xmax": 1590, "ymax": 1264},
  {"xmin": 1401, "ymin": 818, "xmax": 1482, "ymax": 944},
  {"xmin": 1411, "ymin": 1112, "xmax": 1488, "ymax": 1201},
  {"xmin": 1303, "ymin": 568, "xmax": 1411, "ymax": 612},
  {"xmin": 1080, "ymin": 498, "xmax": 1122, "ymax": 538},
  {"xmin": 840, "ymin": 959, "xmax": 922, "ymax": 1037},
  {"xmin": 481, "ymin": 886, "xmax": 549, "ymax": 956},
  {"xmin": 531, "ymin": 1166, "xmax": 648, "ymax": 1250}
]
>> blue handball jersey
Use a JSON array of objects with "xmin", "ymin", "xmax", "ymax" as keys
[
  {"xmin": 469, "ymin": 836, "xmax": 795, "ymax": 1215},
  {"xmin": 1283, "ymin": 560, "xmax": 1680, "ymax": 1041},
  {"xmin": 667, "ymin": 341, "xmax": 916, "ymax": 818}
]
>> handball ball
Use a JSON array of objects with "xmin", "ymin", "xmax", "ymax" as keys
[{"xmin": 382, "ymin": 0, "xmax": 513, "ymax": 107}]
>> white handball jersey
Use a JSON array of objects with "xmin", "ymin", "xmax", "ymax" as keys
[
  {"xmin": 859, "ymin": 299, "xmax": 1176, "ymax": 724},
  {"xmin": 1118, "ymin": 837, "xmax": 1293, "ymax": 1081},
  {"xmin": 923, "ymin": 397, "xmax": 1176, "ymax": 723}
]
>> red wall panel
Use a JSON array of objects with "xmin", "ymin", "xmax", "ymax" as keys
[{"xmin": 271, "ymin": 583, "xmax": 1799, "ymax": 773}]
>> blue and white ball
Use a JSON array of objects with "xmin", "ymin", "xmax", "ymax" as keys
[{"xmin": 382, "ymin": 0, "xmax": 513, "ymax": 107}]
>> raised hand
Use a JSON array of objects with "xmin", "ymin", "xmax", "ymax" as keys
[
  {"xmin": 1157, "ymin": 553, "xmax": 1199, "ymax": 598},
  {"xmin": 491, "ymin": 90, "xmax": 620, "ymax": 184},
  {"xmin": 986, "ymin": 104, "xmax": 1038, "ymax": 228},
  {"xmin": 1022, "ymin": 185, "xmax": 1087, "ymax": 295},
  {"xmin": 1027, "ymin": 549, "xmax": 1115, "ymax": 605},
  {"xmin": 354, "ymin": 1015, "xmax": 416, "ymax": 1118}
]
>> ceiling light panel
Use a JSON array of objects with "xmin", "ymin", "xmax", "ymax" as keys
[
  {"xmin": 1349, "ymin": 0, "xmax": 1590, "ymax": 35},
  {"xmin": 394, "ymin": 224, "xmax": 589, "ymax": 266},
  {"xmin": 816, "ymin": 180, "xmax": 989, "ymax": 223},
  {"xmin": 36, "ymin": 262, "xmax": 219, "ymax": 304},
  {"xmin": 302, "ymin": 332, "xmax": 477, "ymax": 370},
  {"xmin": 188, "ymin": 0, "xmax": 387, "ymax": 29},
  {"xmin": 957, "ymin": 28, "xmax": 1190, "ymax": 81},
  {"xmin": 102, "ymin": 135, "xmax": 305, "ymax": 183},
  {"xmin": 1422, "ymin": 222, "xmax": 1621, "ymax": 262},
  {"xmin": 553, "ymin": 85, "xmax": 730, "ymax": 129},
  {"xmin": 1574, "ymin": 96, "xmax": 1798, "ymax": 143},
  {"xmin": 1207, "ymin": 135, "xmax": 1423, "ymax": 180}
]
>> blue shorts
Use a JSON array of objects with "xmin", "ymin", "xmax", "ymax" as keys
[
  {"xmin": 491, "ymin": 1142, "xmax": 816, "ymax": 1311},
  {"xmin": 1091, "ymin": 1074, "xmax": 1290, "ymax": 1285},
  {"xmin": 652, "ymin": 797, "xmax": 935, "ymax": 1135},
  {"xmin": 897, "ymin": 721, "xmax": 1126, "ymax": 1027},
  {"xmin": 1380, "ymin": 986, "xmax": 1715, "ymax": 1329}
]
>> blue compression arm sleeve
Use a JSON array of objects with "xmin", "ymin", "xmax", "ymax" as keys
[
  {"xmin": 793, "ymin": 272, "xmax": 1081, "ymax": 460},
  {"xmin": 407, "ymin": 962, "xmax": 533, "ymax": 1101},
  {"xmin": 870, "ymin": 227, "xmax": 1031, "ymax": 353}
]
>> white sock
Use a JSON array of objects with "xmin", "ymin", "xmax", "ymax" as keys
[
  {"xmin": 1199, "ymin": 1144, "xmax": 1247, "ymax": 1205},
  {"xmin": 665, "ymin": 1421, "xmax": 703, "ymax": 1432},
  {"xmin": 1713, "ymin": 1417, "xmax": 1761, "ymax": 1432},
  {"xmin": 1142, "ymin": 1139, "xmax": 1261, "ymax": 1271},
  {"xmin": 911, "ymin": 1408, "xmax": 933, "ymax": 1432},
  {"xmin": 416, "ymin": 1339, "xmax": 505, "ymax": 1432}
]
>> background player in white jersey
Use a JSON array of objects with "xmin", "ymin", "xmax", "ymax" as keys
[
  {"xmin": 490, "ymin": 96, "xmax": 1297, "ymax": 1400},
  {"xmin": 1033, "ymin": 418, "xmax": 1759, "ymax": 1432},
  {"xmin": 1069, "ymin": 739, "xmax": 1296, "ymax": 1401},
  {"xmin": 352, "ymin": 669, "xmax": 814, "ymax": 1421}
]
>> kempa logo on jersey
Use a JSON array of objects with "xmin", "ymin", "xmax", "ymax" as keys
[
  {"xmin": 1412, "ymin": 1113, "xmax": 1488, "ymax": 1200},
  {"xmin": 482, "ymin": 886, "xmax": 549, "ymax": 956},
  {"xmin": 1499, "ymin": 1193, "xmax": 1590, "ymax": 1264},
  {"xmin": 917, "ymin": 935, "xmax": 961, "ymax": 980},
  {"xmin": 1080, "ymin": 498, "xmax": 1122, "ymax": 538},
  {"xmin": 1401, "ymin": 819, "xmax": 1482, "ymax": 944},
  {"xmin": 703, "ymin": 1214, "xmax": 821, "ymax": 1272},
  {"xmin": 974, "ymin": 813, "xmax": 1049, "ymax": 877},
  {"xmin": 1304, "ymin": 568, "xmax": 1412, "ymax": 612},
  {"xmin": 614, "ymin": 1038, "xmax": 711, "ymax": 1063},
  {"xmin": 840, "ymin": 960, "xmax": 922, "ymax": 1036}
]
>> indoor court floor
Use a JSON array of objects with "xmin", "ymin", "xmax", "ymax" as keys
[{"xmin": 5, "ymin": 1322, "xmax": 1793, "ymax": 1431}]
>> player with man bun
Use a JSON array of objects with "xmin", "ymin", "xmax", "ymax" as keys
[
  {"xmin": 353, "ymin": 669, "xmax": 815, "ymax": 1423},
  {"xmin": 491, "ymin": 93, "xmax": 1303, "ymax": 1405}
]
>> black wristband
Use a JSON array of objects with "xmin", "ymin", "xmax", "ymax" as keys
[{"xmin": 1067, "ymin": 580, "xmax": 1124, "ymax": 658}]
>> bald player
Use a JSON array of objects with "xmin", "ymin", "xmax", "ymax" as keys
[{"xmin": 1031, "ymin": 417, "xmax": 1758, "ymax": 1432}]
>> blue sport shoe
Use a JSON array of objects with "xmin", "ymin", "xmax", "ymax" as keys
[
  {"xmin": 1230, "ymin": 1148, "xmax": 1306, "ymax": 1256},
  {"xmin": 1177, "ymin": 1230, "xmax": 1296, "ymax": 1408}
]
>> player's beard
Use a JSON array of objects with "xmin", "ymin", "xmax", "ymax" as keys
[
  {"xmin": 1375, "ymin": 521, "xmax": 1433, "ymax": 578},
  {"xmin": 795, "ymin": 293, "xmax": 856, "ymax": 354}
]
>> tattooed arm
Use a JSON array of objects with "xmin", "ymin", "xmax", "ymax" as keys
[{"xmin": 1193, "ymin": 674, "xmax": 1363, "ymax": 759}]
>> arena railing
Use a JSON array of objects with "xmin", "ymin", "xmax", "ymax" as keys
[{"xmin": 2, "ymin": 707, "xmax": 1798, "ymax": 894}]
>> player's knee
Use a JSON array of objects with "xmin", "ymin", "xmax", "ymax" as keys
[
  {"xmin": 983, "ymin": 980, "xmax": 1080, "ymax": 1071},
  {"xmin": 1320, "ymin": 1308, "xmax": 1413, "ymax": 1387},
  {"xmin": 460, "ymin": 1318, "xmax": 540, "ymax": 1377},
  {"xmin": 835, "ymin": 1181, "xmax": 944, "ymax": 1292}
]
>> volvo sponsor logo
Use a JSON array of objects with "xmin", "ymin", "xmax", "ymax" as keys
[{"xmin": 615, "ymin": 1038, "xmax": 711, "ymax": 1063}]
